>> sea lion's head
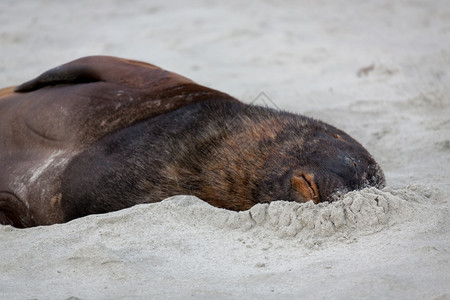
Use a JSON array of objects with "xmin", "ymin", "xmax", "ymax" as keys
[
  {"xmin": 254, "ymin": 113, "xmax": 386, "ymax": 204},
  {"xmin": 238, "ymin": 106, "xmax": 385, "ymax": 205},
  {"xmin": 286, "ymin": 125, "xmax": 385, "ymax": 203}
]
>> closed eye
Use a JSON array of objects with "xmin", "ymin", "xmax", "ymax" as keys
[{"xmin": 301, "ymin": 173, "xmax": 319, "ymax": 202}]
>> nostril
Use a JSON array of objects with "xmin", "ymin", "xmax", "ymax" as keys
[{"xmin": 344, "ymin": 156, "xmax": 358, "ymax": 168}]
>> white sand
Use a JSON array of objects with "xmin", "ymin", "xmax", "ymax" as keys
[{"xmin": 0, "ymin": 0, "xmax": 449, "ymax": 299}]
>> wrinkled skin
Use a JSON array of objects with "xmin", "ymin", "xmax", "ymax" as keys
[{"xmin": 0, "ymin": 56, "xmax": 385, "ymax": 227}]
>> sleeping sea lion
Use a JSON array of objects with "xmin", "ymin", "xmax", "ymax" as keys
[{"xmin": 0, "ymin": 56, "xmax": 385, "ymax": 228}]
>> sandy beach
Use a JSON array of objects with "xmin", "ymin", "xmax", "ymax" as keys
[{"xmin": 0, "ymin": 0, "xmax": 449, "ymax": 299}]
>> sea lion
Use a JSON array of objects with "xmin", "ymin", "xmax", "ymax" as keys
[{"xmin": 0, "ymin": 56, "xmax": 385, "ymax": 228}]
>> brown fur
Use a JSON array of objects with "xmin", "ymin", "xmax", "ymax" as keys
[{"xmin": 0, "ymin": 56, "xmax": 385, "ymax": 227}]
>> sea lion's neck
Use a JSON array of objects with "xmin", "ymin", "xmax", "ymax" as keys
[{"xmin": 164, "ymin": 101, "xmax": 301, "ymax": 210}]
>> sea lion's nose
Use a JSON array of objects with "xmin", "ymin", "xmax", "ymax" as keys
[{"xmin": 344, "ymin": 155, "xmax": 360, "ymax": 177}]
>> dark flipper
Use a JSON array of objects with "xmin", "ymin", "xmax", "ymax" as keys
[
  {"xmin": 14, "ymin": 56, "xmax": 192, "ymax": 93},
  {"xmin": 15, "ymin": 65, "xmax": 102, "ymax": 93}
]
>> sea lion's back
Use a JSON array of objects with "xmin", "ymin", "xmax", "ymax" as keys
[{"xmin": 8, "ymin": 56, "xmax": 236, "ymax": 145}]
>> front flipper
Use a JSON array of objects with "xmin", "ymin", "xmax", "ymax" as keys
[{"xmin": 0, "ymin": 192, "xmax": 33, "ymax": 228}]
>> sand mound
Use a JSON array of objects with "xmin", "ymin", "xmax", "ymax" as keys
[
  {"xmin": 148, "ymin": 185, "xmax": 433, "ymax": 248},
  {"xmin": 14, "ymin": 185, "xmax": 431, "ymax": 251}
]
